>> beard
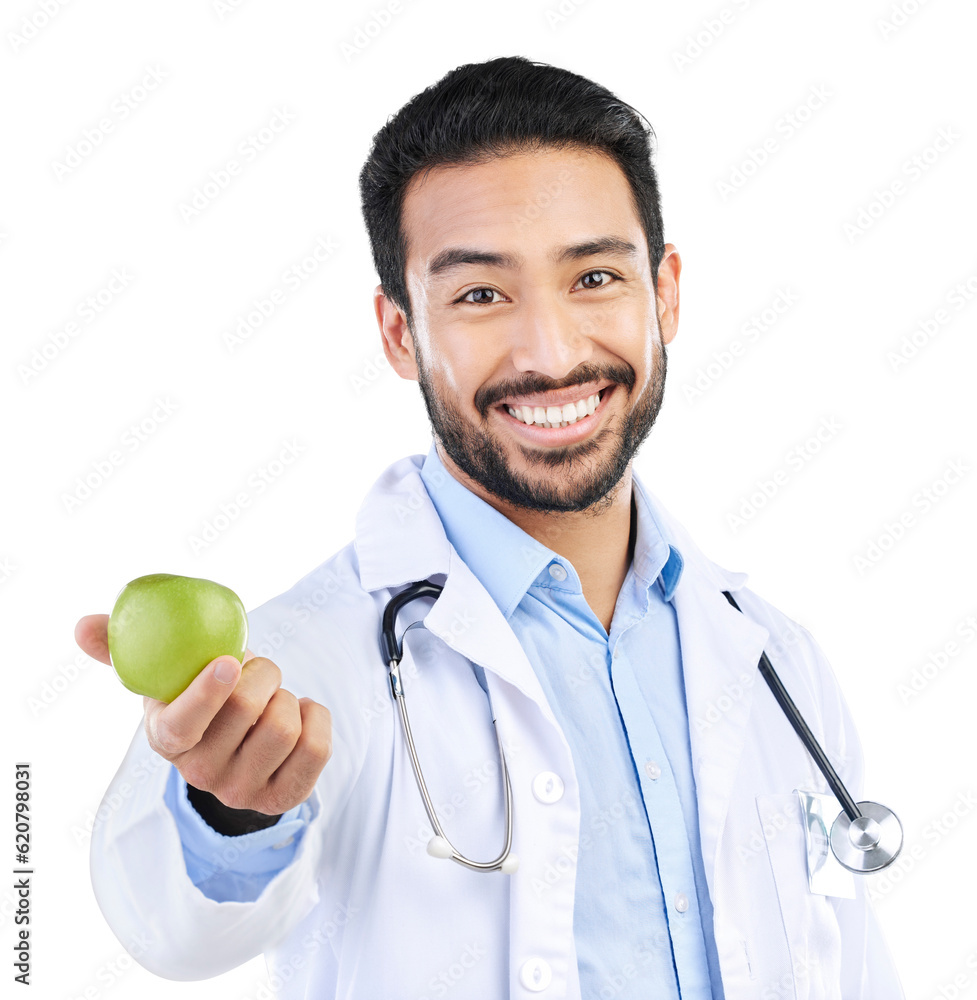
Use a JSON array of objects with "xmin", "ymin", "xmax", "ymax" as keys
[{"xmin": 412, "ymin": 324, "xmax": 668, "ymax": 515}]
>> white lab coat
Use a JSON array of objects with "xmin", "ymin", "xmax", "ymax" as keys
[{"xmin": 89, "ymin": 452, "xmax": 905, "ymax": 999}]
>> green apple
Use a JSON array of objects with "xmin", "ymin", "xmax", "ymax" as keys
[{"xmin": 107, "ymin": 573, "xmax": 248, "ymax": 703}]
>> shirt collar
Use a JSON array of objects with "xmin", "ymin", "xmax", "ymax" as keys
[{"xmin": 419, "ymin": 439, "xmax": 684, "ymax": 621}]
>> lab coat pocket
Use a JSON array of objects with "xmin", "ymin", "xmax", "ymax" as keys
[{"xmin": 755, "ymin": 793, "xmax": 843, "ymax": 1000}]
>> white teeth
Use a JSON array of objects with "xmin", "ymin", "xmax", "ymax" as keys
[{"xmin": 506, "ymin": 390, "xmax": 604, "ymax": 428}]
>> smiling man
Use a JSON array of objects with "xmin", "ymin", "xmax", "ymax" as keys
[
  {"xmin": 381, "ymin": 143, "xmax": 676, "ymax": 635},
  {"xmin": 83, "ymin": 56, "xmax": 904, "ymax": 999}
]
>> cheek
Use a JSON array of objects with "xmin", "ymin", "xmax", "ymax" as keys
[
  {"xmin": 599, "ymin": 305, "xmax": 658, "ymax": 377},
  {"xmin": 428, "ymin": 333, "xmax": 502, "ymax": 400}
]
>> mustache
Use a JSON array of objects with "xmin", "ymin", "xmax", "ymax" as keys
[{"xmin": 478, "ymin": 365, "xmax": 637, "ymax": 415}]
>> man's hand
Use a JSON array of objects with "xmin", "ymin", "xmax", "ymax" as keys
[{"xmin": 74, "ymin": 614, "xmax": 332, "ymax": 816}]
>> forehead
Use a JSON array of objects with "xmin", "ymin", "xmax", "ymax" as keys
[{"xmin": 400, "ymin": 146, "xmax": 644, "ymax": 279}]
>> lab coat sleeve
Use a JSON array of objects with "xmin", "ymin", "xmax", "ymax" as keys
[
  {"xmin": 89, "ymin": 553, "xmax": 374, "ymax": 981},
  {"xmin": 799, "ymin": 624, "xmax": 907, "ymax": 999},
  {"xmin": 165, "ymin": 766, "xmax": 311, "ymax": 902},
  {"xmin": 88, "ymin": 716, "xmax": 335, "ymax": 981}
]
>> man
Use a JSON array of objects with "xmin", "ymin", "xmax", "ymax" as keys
[{"xmin": 79, "ymin": 56, "xmax": 904, "ymax": 997}]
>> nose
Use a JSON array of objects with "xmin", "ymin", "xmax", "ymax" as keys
[{"xmin": 509, "ymin": 296, "xmax": 594, "ymax": 381}]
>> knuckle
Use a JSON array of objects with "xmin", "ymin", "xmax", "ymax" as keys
[
  {"xmin": 180, "ymin": 757, "xmax": 217, "ymax": 793},
  {"xmin": 299, "ymin": 772, "xmax": 322, "ymax": 804},
  {"xmin": 301, "ymin": 703, "xmax": 333, "ymax": 764},
  {"xmin": 299, "ymin": 773, "xmax": 321, "ymax": 802},
  {"xmin": 226, "ymin": 689, "xmax": 266, "ymax": 725},
  {"xmin": 268, "ymin": 711, "xmax": 302, "ymax": 750},
  {"xmin": 247, "ymin": 656, "xmax": 282, "ymax": 688},
  {"xmin": 301, "ymin": 697, "xmax": 331, "ymax": 723},
  {"xmin": 257, "ymin": 785, "xmax": 293, "ymax": 815},
  {"xmin": 302, "ymin": 727, "xmax": 333, "ymax": 766},
  {"xmin": 217, "ymin": 781, "xmax": 253, "ymax": 812},
  {"xmin": 151, "ymin": 715, "xmax": 188, "ymax": 757}
]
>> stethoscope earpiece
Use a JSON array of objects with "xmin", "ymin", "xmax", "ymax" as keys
[{"xmin": 426, "ymin": 836, "xmax": 454, "ymax": 860}]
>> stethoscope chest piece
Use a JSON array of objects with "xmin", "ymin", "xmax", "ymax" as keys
[{"xmin": 829, "ymin": 800, "xmax": 903, "ymax": 873}]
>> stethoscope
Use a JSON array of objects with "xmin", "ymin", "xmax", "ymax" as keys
[{"xmin": 381, "ymin": 580, "xmax": 903, "ymax": 876}]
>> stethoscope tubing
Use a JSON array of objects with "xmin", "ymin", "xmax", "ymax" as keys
[
  {"xmin": 382, "ymin": 580, "xmax": 516, "ymax": 873},
  {"xmin": 721, "ymin": 591, "xmax": 861, "ymax": 823},
  {"xmin": 383, "ymin": 579, "xmax": 902, "ymax": 874}
]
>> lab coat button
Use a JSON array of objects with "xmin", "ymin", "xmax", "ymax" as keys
[
  {"xmin": 548, "ymin": 563, "xmax": 567, "ymax": 582},
  {"xmin": 519, "ymin": 957, "xmax": 552, "ymax": 991},
  {"xmin": 532, "ymin": 771, "xmax": 564, "ymax": 803},
  {"xmin": 645, "ymin": 760, "xmax": 661, "ymax": 780},
  {"xmin": 674, "ymin": 892, "xmax": 689, "ymax": 913}
]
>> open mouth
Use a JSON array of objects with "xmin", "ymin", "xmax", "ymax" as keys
[
  {"xmin": 498, "ymin": 387, "xmax": 609, "ymax": 429},
  {"xmin": 493, "ymin": 385, "xmax": 615, "ymax": 445}
]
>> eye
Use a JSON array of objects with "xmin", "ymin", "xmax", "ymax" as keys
[
  {"xmin": 453, "ymin": 270, "xmax": 622, "ymax": 305},
  {"xmin": 455, "ymin": 287, "xmax": 507, "ymax": 305},
  {"xmin": 575, "ymin": 270, "xmax": 621, "ymax": 290}
]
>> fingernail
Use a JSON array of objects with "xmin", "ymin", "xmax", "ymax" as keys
[{"xmin": 214, "ymin": 659, "xmax": 238, "ymax": 684}]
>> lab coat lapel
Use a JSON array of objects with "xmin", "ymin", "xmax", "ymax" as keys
[
  {"xmin": 359, "ymin": 453, "xmax": 772, "ymax": 889},
  {"xmin": 355, "ymin": 453, "xmax": 562, "ymax": 730},
  {"xmin": 672, "ymin": 568, "xmax": 770, "ymax": 896},
  {"xmin": 421, "ymin": 547, "xmax": 563, "ymax": 730}
]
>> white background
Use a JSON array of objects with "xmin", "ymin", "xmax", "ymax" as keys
[{"xmin": 3, "ymin": 0, "xmax": 975, "ymax": 996}]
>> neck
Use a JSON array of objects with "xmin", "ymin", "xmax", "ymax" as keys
[{"xmin": 435, "ymin": 442, "xmax": 636, "ymax": 633}]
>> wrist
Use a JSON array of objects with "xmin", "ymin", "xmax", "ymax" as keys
[{"xmin": 185, "ymin": 783, "xmax": 284, "ymax": 836}]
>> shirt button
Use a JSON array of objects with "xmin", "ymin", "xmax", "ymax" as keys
[
  {"xmin": 674, "ymin": 892, "xmax": 689, "ymax": 913},
  {"xmin": 532, "ymin": 771, "xmax": 565, "ymax": 804},
  {"xmin": 271, "ymin": 836, "xmax": 294, "ymax": 849},
  {"xmin": 548, "ymin": 563, "xmax": 567, "ymax": 582},
  {"xmin": 519, "ymin": 957, "xmax": 552, "ymax": 991},
  {"xmin": 644, "ymin": 760, "xmax": 661, "ymax": 780}
]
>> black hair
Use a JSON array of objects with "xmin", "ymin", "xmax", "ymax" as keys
[{"xmin": 358, "ymin": 55, "xmax": 665, "ymax": 332}]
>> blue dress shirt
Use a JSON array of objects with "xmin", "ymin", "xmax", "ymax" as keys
[
  {"xmin": 419, "ymin": 441, "xmax": 724, "ymax": 999},
  {"xmin": 168, "ymin": 439, "xmax": 725, "ymax": 998}
]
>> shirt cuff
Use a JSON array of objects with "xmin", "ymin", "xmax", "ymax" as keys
[{"xmin": 164, "ymin": 764, "xmax": 311, "ymax": 891}]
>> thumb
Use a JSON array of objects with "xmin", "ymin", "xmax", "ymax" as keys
[
  {"xmin": 142, "ymin": 654, "xmax": 244, "ymax": 756},
  {"xmin": 75, "ymin": 614, "xmax": 111, "ymax": 665}
]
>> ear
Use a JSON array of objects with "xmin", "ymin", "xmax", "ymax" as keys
[
  {"xmin": 374, "ymin": 285, "xmax": 419, "ymax": 381},
  {"xmin": 655, "ymin": 244, "xmax": 681, "ymax": 346}
]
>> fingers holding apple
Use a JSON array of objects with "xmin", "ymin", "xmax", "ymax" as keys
[
  {"xmin": 146, "ymin": 654, "xmax": 333, "ymax": 815},
  {"xmin": 78, "ymin": 573, "xmax": 332, "ymax": 816},
  {"xmin": 193, "ymin": 678, "xmax": 334, "ymax": 814},
  {"xmin": 141, "ymin": 652, "xmax": 245, "ymax": 758}
]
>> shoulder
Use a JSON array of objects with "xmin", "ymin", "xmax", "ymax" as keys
[{"xmin": 246, "ymin": 539, "xmax": 376, "ymax": 660}]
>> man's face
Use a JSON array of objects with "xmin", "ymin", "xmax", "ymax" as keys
[{"xmin": 379, "ymin": 145, "xmax": 679, "ymax": 513}]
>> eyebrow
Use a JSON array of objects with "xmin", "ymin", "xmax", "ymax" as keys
[{"xmin": 425, "ymin": 235, "xmax": 641, "ymax": 281}]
